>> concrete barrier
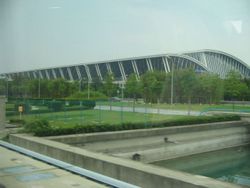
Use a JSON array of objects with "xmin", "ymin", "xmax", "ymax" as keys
[
  {"xmin": 116, "ymin": 133, "xmax": 250, "ymax": 163},
  {"xmin": 9, "ymin": 134, "xmax": 245, "ymax": 188}
]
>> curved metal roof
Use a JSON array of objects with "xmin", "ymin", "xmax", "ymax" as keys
[{"xmin": 1, "ymin": 49, "xmax": 249, "ymax": 79}]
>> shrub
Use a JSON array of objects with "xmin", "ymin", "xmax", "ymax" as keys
[
  {"xmin": 30, "ymin": 114, "xmax": 241, "ymax": 137},
  {"xmin": 9, "ymin": 118, "xmax": 26, "ymax": 125},
  {"xmin": 67, "ymin": 91, "xmax": 108, "ymax": 100},
  {"xmin": 24, "ymin": 119, "xmax": 51, "ymax": 134}
]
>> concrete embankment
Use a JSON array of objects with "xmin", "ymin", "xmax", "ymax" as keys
[
  {"xmin": 9, "ymin": 134, "xmax": 245, "ymax": 188},
  {"xmin": 9, "ymin": 121, "xmax": 250, "ymax": 188},
  {"xmin": 47, "ymin": 121, "xmax": 250, "ymax": 163}
]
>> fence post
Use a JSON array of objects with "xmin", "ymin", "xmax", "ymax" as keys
[
  {"xmin": 144, "ymin": 103, "xmax": 148, "ymax": 128},
  {"xmin": 0, "ymin": 96, "xmax": 7, "ymax": 130},
  {"xmin": 98, "ymin": 103, "xmax": 101, "ymax": 123},
  {"xmin": 120, "ymin": 102, "xmax": 123, "ymax": 124}
]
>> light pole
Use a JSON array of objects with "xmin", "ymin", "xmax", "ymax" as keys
[
  {"xmin": 87, "ymin": 80, "xmax": 90, "ymax": 99},
  {"xmin": 38, "ymin": 76, "xmax": 40, "ymax": 99},
  {"xmin": 120, "ymin": 82, "xmax": 124, "ymax": 101},
  {"xmin": 3, "ymin": 77, "xmax": 12, "ymax": 99},
  {"xmin": 83, "ymin": 77, "xmax": 90, "ymax": 99},
  {"xmin": 79, "ymin": 78, "xmax": 82, "ymax": 92},
  {"xmin": 35, "ymin": 71, "xmax": 40, "ymax": 98},
  {"xmin": 6, "ymin": 78, "xmax": 8, "ymax": 98},
  {"xmin": 170, "ymin": 62, "xmax": 174, "ymax": 105}
]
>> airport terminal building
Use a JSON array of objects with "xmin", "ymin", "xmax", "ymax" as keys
[{"xmin": 1, "ymin": 49, "xmax": 249, "ymax": 82}]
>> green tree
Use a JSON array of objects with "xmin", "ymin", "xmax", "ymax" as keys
[
  {"xmin": 48, "ymin": 78, "xmax": 68, "ymax": 98},
  {"xmin": 224, "ymin": 71, "xmax": 248, "ymax": 100},
  {"xmin": 179, "ymin": 69, "xmax": 198, "ymax": 114},
  {"xmin": 0, "ymin": 79, "xmax": 6, "ymax": 96},
  {"xmin": 125, "ymin": 74, "xmax": 141, "ymax": 100},
  {"xmin": 152, "ymin": 71, "xmax": 166, "ymax": 103},
  {"xmin": 103, "ymin": 73, "xmax": 115, "ymax": 98},
  {"xmin": 140, "ymin": 71, "xmax": 158, "ymax": 103},
  {"xmin": 198, "ymin": 73, "xmax": 224, "ymax": 104}
]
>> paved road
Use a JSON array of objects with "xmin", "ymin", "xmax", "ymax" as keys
[
  {"xmin": 94, "ymin": 105, "xmax": 200, "ymax": 116},
  {"xmin": 0, "ymin": 146, "xmax": 107, "ymax": 188}
]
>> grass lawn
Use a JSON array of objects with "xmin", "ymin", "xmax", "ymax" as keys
[{"xmin": 8, "ymin": 109, "xmax": 189, "ymax": 128}]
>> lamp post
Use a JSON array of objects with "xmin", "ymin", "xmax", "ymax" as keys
[
  {"xmin": 6, "ymin": 78, "xmax": 9, "ymax": 98},
  {"xmin": 38, "ymin": 76, "xmax": 40, "ymax": 99},
  {"xmin": 120, "ymin": 82, "xmax": 124, "ymax": 101},
  {"xmin": 35, "ymin": 71, "xmax": 40, "ymax": 98},
  {"xmin": 82, "ymin": 77, "xmax": 90, "ymax": 99},
  {"xmin": 170, "ymin": 62, "xmax": 174, "ymax": 105},
  {"xmin": 87, "ymin": 80, "xmax": 90, "ymax": 99},
  {"xmin": 3, "ymin": 77, "xmax": 12, "ymax": 99},
  {"xmin": 79, "ymin": 78, "xmax": 82, "ymax": 92}
]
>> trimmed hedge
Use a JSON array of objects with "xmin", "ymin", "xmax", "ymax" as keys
[
  {"xmin": 24, "ymin": 119, "xmax": 50, "ymax": 133},
  {"xmin": 9, "ymin": 118, "xmax": 26, "ymax": 125},
  {"xmin": 29, "ymin": 115, "xmax": 241, "ymax": 137}
]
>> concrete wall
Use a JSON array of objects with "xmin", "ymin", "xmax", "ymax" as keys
[
  {"xmin": 9, "ymin": 134, "xmax": 243, "ymax": 188},
  {"xmin": 47, "ymin": 121, "xmax": 248, "ymax": 144},
  {"xmin": 0, "ymin": 96, "xmax": 6, "ymax": 130}
]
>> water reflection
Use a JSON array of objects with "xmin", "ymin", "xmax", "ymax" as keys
[{"xmin": 152, "ymin": 145, "xmax": 250, "ymax": 186}]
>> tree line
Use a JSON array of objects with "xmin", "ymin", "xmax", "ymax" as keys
[{"xmin": 0, "ymin": 69, "xmax": 250, "ymax": 103}]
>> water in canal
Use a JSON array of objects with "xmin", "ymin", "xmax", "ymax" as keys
[{"xmin": 152, "ymin": 145, "xmax": 250, "ymax": 187}]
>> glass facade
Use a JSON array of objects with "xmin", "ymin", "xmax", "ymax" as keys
[
  {"xmin": 47, "ymin": 69, "xmax": 54, "ymax": 79},
  {"xmin": 121, "ymin": 60, "xmax": 134, "ymax": 76},
  {"xmin": 69, "ymin": 66, "xmax": 79, "ymax": 80},
  {"xmin": 54, "ymin": 68, "xmax": 61, "ymax": 78},
  {"xmin": 40, "ymin": 70, "xmax": 47, "ymax": 79},
  {"xmin": 87, "ymin": 64, "xmax": 98, "ymax": 80},
  {"xmin": 98, "ymin": 63, "xmax": 108, "ymax": 80},
  {"xmin": 61, "ymin": 67, "xmax": 70, "ymax": 80},
  {"xmin": 135, "ymin": 59, "xmax": 148, "ymax": 75},
  {"xmin": 78, "ymin": 65, "xmax": 88, "ymax": 80},
  {"xmin": 151, "ymin": 57, "xmax": 164, "ymax": 71},
  {"xmin": 109, "ymin": 61, "xmax": 121, "ymax": 79}
]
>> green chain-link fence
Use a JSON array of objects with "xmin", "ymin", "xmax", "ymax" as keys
[{"xmin": 6, "ymin": 98, "xmax": 250, "ymax": 127}]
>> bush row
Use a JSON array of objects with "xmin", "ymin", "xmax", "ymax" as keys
[
  {"xmin": 7, "ymin": 101, "xmax": 96, "ymax": 116},
  {"xmin": 9, "ymin": 118, "xmax": 26, "ymax": 125},
  {"xmin": 26, "ymin": 115, "xmax": 241, "ymax": 137}
]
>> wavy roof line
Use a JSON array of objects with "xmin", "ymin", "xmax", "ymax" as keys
[{"xmin": 0, "ymin": 49, "xmax": 249, "ymax": 75}]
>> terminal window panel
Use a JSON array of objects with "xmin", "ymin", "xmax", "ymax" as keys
[
  {"xmin": 186, "ymin": 53, "xmax": 202, "ymax": 62},
  {"xmin": 135, "ymin": 59, "xmax": 148, "ymax": 75},
  {"xmin": 24, "ymin": 72, "xmax": 29, "ymax": 79},
  {"xmin": 54, "ymin": 68, "xmax": 61, "ymax": 78},
  {"xmin": 98, "ymin": 63, "xmax": 108, "ymax": 79},
  {"xmin": 29, "ymin": 72, "xmax": 35, "ymax": 79},
  {"xmin": 151, "ymin": 57, "xmax": 164, "ymax": 71},
  {"xmin": 62, "ymin": 67, "xmax": 70, "ymax": 80},
  {"xmin": 41, "ymin": 70, "xmax": 47, "ymax": 79},
  {"xmin": 174, "ymin": 57, "xmax": 182, "ymax": 69},
  {"xmin": 47, "ymin": 69, "xmax": 54, "ymax": 79},
  {"xmin": 168, "ymin": 58, "xmax": 174, "ymax": 71},
  {"xmin": 109, "ymin": 61, "xmax": 122, "ymax": 79},
  {"xmin": 121, "ymin": 60, "xmax": 134, "ymax": 76},
  {"xmin": 69, "ymin": 67, "xmax": 78, "ymax": 80},
  {"xmin": 78, "ymin": 65, "xmax": 88, "ymax": 79},
  {"xmin": 87, "ymin": 64, "xmax": 99, "ymax": 80}
]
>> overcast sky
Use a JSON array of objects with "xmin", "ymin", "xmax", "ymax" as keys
[{"xmin": 0, "ymin": 0, "xmax": 250, "ymax": 74}]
